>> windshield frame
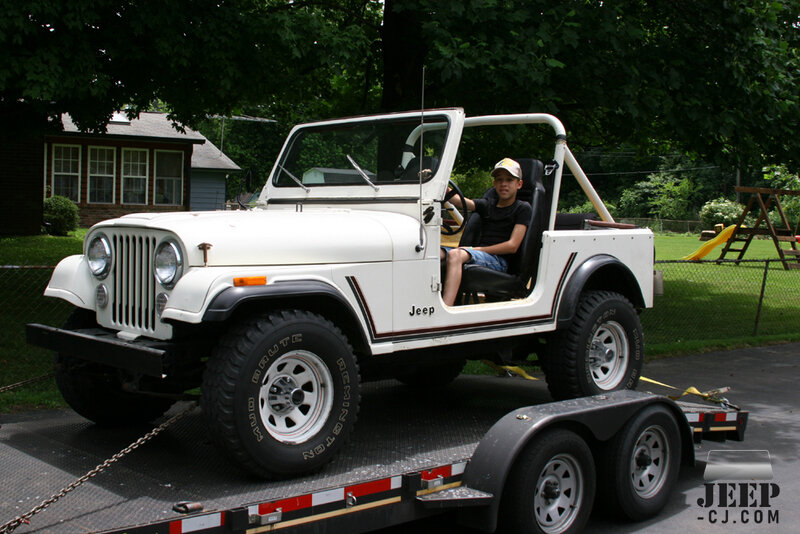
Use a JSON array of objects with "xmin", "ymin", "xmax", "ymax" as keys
[{"xmin": 270, "ymin": 113, "xmax": 452, "ymax": 190}]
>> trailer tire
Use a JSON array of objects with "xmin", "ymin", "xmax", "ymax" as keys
[
  {"xmin": 54, "ymin": 308, "xmax": 175, "ymax": 426},
  {"xmin": 544, "ymin": 291, "xmax": 642, "ymax": 400},
  {"xmin": 203, "ymin": 310, "xmax": 360, "ymax": 478},
  {"xmin": 599, "ymin": 404, "xmax": 681, "ymax": 521},
  {"xmin": 500, "ymin": 428, "xmax": 596, "ymax": 534}
]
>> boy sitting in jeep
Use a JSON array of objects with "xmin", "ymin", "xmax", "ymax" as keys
[{"xmin": 440, "ymin": 158, "xmax": 532, "ymax": 306}]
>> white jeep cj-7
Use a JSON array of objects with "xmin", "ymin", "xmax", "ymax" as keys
[{"xmin": 29, "ymin": 109, "xmax": 654, "ymax": 478}]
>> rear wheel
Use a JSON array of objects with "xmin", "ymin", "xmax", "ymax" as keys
[
  {"xmin": 544, "ymin": 291, "xmax": 643, "ymax": 400},
  {"xmin": 598, "ymin": 405, "xmax": 681, "ymax": 520},
  {"xmin": 500, "ymin": 429, "xmax": 596, "ymax": 534},
  {"xmin": 55, "ymin": 308, "xmax": 175, "ymax": 426},
  {"xmin": 202, "ymin": 309, "xmax": 360, "ymax": 478}
]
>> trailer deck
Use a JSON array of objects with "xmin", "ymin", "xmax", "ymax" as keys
[{"xmin": 1, "ymin": 375, "xmax": 746, "ymax": 534}]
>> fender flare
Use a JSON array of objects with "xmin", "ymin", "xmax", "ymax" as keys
[
  {"xmin": 556, "ymin": 254, "xmax": 645, "ymax": 328},
  {"xmin": 202, "ymin": 279, "xmax": 369, "ymax": 352},
  {"xmin": 457, "ymin": 391, "xmax": 694, "ymax": 532}
]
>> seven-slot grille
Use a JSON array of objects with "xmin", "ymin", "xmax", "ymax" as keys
[{"xmin": 109, "ymin": 231, "xmax": 158, "ymax": 335}]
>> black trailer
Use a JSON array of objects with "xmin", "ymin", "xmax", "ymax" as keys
[{"xmin": 1, "ymin": 376, "xmax": 746, "ymax": 534}]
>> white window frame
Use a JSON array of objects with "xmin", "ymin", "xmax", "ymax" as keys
[
  {"xmin": 122, "ymin": 148, "xmax": 149, "ymax": 205},
  {"xmin": 88, "ymin": 146, "xmax": 116, "ymax": 204},
  {"xmin": 154, "ymin": 150, "xmax": 184, "ymax": 206},
  {"xmin": 51, "ymin": 144, "xmax": 81, "ymax": 202}
]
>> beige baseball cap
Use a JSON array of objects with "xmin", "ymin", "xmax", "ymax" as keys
[{"xmin": 491, "ymin": 158, "xmax": 522, "ymax": 179}]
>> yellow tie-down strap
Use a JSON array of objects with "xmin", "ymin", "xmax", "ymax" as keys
[
  {"xmin": 482, "ymin": 360, "xmax": 539, "ymax": 381},
  {"xmin": 639, "ymin": 376, "xmax": 740, "ymax": 411},
  {"xmin": 481, "ymin": 363, "xmax": 739, "ymax": 411}
]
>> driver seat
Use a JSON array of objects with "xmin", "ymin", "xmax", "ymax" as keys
[{"xmin": 457, "ymin": 158, "xmax": 548, "ymax": 301}]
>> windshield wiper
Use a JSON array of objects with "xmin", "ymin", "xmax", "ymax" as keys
[
  {"xmin": 346, "ymin": 155, "xmax": 380, "ymax": 191},
  {"xmin": 277, "ymin": 164, "xmax": 309, "ymax": 192}
]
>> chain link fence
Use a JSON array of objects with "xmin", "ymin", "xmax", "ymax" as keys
[
  {"xmin": 2, "ymin": 260, "xmax": 799, "ymax": 384},
  {"xmin": 645, "ymin": 259, "xmax": 800, "ymax": 345},
  {"xmin": 0, "ymin": 266, "xmax": 73, "ymax": 392}
]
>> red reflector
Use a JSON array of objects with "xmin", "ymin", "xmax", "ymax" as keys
[{"xmin": 234, "ymin": 276, "xmax": 267, "ymax": 287}]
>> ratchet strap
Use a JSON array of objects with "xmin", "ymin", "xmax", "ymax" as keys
[{"xmin": 639, "ymin": 376, "xmax": 740, "ymax": 410}]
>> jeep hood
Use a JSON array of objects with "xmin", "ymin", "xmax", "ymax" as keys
[{"xmin": 93, "ymin": 209, "xmax": 423, "ymax": 266}]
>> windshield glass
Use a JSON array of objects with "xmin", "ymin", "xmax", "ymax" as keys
[{"xmin": 273, "ymin": 115, "xmax": 449, "ymax": 187}]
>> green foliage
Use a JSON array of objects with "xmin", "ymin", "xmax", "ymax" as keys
[
  {"xmin": 699, "ymin": 197, "xmax": 745, "ymax": 228},
  {"xmin": 763, "ymin": 164, "xmax": 800, "ymax": 231},
  {"xmin": 3, "ymin": 0, "xmax": 799, "ymax": 180},
  {"xmin": 42, "ymin": 195, "xmax": 79, "ymax": 236},
  {"xmin": 450, "ymin": 168, "xmax": 493, "ymax": 200}
]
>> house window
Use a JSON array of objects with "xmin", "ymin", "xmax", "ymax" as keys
[
  {"xmin": 52, "ymin": 144, "xmax": 81, "ymax": 202},
  {"xmin": 155, "ymin": 150, "xmax": 183, "ymax": 205},
  {"xmin": 122, "ymin": 148, "xmax": 148, "ymax": 204},
  {"xmin": 88, "ymin": 147, "xmax": 116, "ymax": 203}
]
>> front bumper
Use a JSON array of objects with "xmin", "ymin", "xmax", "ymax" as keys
[{"xmin": 26, "ymin": 323, "xmax": 172, "ymax": 377}]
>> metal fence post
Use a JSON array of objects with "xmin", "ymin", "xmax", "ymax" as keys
[{"xmin": 753, "ymin": 260, "xmax": 770, "ymax": 336}]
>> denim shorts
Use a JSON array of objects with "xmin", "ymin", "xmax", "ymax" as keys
[{"xmin": 442, "ymin": 246, "xmax": 508, "ymax": 272}]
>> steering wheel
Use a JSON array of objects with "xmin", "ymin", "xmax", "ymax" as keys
[{"xmin": 441, "ymin": 179, "xmax": 468, "ymax": 235}]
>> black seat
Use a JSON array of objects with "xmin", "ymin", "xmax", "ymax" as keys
[
  {"xmin": 394, "ymin": 156, "xmax": 439, "ymax": 181},
  {"xmin": 457, "ymin": 158, "xmax": 548, "ymax": 300}
]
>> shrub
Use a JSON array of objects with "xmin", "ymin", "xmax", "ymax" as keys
[
  {"xmin": 451, "ymin": 168, "xmax": 493, "ymax": 199},
  {"xmin": 43, "ymin": 195, "xmax": 79, "ymax": 236},
  {"xmin": 699, "ymin": 197, "xmax": 744, "ymax": 228}
]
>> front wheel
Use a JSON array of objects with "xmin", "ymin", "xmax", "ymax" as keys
[
  {"xmin": 500, "ymin": 429, "xmax": 596, "ymax": 534},
  {"xmin": 202, "ymin": 310, "xmax": 360, "ymax": 478},
  {"xmin": 544, "ymin": 291, "xmax": 643, "ymax": 400}
]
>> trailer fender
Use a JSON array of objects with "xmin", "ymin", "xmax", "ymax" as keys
[
  {"xmin": 458, "ymin": 390, "xmax": 693, "ymax": 532},
  {"xmin": 557, "ymin": 254, "xmax": 645, "ymax": 328}
]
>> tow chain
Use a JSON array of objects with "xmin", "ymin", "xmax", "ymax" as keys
[
  {"xmin": 0, "ymin": 373, "xmax": 55, "ymax": 395},
  {"xmin": 0, "ymin": 401, "xmax": 199, "ymax": 534}
]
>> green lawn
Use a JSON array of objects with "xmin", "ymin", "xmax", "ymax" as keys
[
  {"xmin": 654, "ymin": 233, "xmax": 786, "ymax": 260},
  {"xmin": 0, "ymin": 229, "xmax": 86, "ymax": 266}
]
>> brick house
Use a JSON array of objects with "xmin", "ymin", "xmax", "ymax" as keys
[{"xmin": 42, "ymin": 112, "xmax": 240, "ymax": 227}]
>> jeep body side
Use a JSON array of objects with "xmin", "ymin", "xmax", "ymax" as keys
[{"xmin": 29, "ymin": 109, "xmax": 653, "ymax": 477}]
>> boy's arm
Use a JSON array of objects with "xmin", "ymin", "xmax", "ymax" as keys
[
  {"xmin": 446, "ymin": 188, "xmax": 476, "ymax": 211},
  {"xmin": 472, "ymin": 224, "xmax": 528, "ymax": 255}
]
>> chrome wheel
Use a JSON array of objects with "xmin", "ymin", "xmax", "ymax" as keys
[
  {"xmin": 259, "ymin": 350, "xmax": 334, "ymax": 443},
  {"xmin": 588, "ymin": 320, "xmax": 629, "ymax": 390},
  {"xmin": 630, "ymin": 425, "xmax": 669, "ymax": 499},
  {"xmin": 534, "ymin": 453, "xmax": 585, "ymax": 534}
]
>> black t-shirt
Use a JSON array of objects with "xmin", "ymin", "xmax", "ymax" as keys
[{"xmin": 473, "ymin": 198, "xmax": 532, "ymax": 258}]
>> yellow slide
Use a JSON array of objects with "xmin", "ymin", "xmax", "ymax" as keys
[{"xmin": 681, "ymin": 225, "xmax": 736, "ymax": 260}]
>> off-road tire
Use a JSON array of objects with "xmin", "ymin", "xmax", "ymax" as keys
[
  {"xmin": 202, "ymin": 309, "xmax": 360, "ymax": 479},
  {"xmin": 598, "ymin": 404, "xmax": 681, "ymax": 521},
  {"xmin": 54, "ymin": 308, "xmax": 175, "ymax": 426},
  {"xmin": 500, "ymin": 428, "xmax": 596, "ymax": 534},
  {"xmin": 544, "ymin": 290, "xmax": 643, "ymax": 400}
]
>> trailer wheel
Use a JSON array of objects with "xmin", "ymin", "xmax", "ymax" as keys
[
  {"xmin": 544, "ymin": 291, "xmax": 642, "ymax": 400},
  {"xmin": 54, "ymin": 308, "xmax": 175, "ymax": 426},
  {"xmin": 599, "ymin": 404, "xmax": 681, "ymax": 521},
  {"xmin": 203, "ymin": 310, "xmax": 360, "ymax": 478},
  {"xmin": 501, "ymin": 428, "xmax": 596, "ymax": 534}
]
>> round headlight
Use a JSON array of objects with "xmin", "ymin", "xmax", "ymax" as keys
[
  {"xmin": 87, "ymin": 235, "xmax": 112, "ymax": 279},
  {"xmin": 154, "ymin": 240, "xmax": 183, "ymax": 288}
]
